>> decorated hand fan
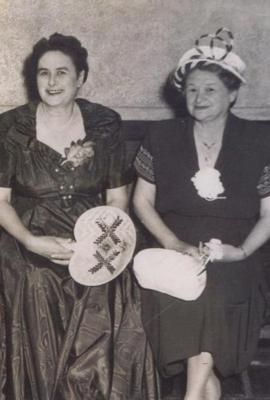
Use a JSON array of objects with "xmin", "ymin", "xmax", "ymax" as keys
[
  {"xmin": 68, "ymin": 206, "xmax": 136, "ymax": 286},
  {"xmin": 133, "ymin": 248, "xmax": 207, "ymax": 301}
]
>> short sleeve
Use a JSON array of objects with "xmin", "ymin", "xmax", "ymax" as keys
[
  {"xmin": 105, "ymin": 118, "xmax": 128, "ymax": 189},
  {"xmin": 0, "ymin": 107, "xmax": 20, "ymax": 187},
  {"xmin": 0, "ymin": 140, "xmax": 16, "ymax": 188},
  {"xmin": 134, "ymin": 133, "xmax": 155, "ymax": 183},
  {"xmin": 257, "ymin": 165, "xmax": 270, "ymax": 198}
]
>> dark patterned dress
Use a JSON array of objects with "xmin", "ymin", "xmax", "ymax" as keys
[
  {"xmin": 0, "ymin": 99, "xmax": 159, "ymax": 400},
  {"xmin": 135, "ymin": 113, "xmax": 270, "ymax": 378}
]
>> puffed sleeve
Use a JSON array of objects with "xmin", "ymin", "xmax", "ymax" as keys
[
  {"xmin": 0, "ymin": 139, "xmax": 16, "ymax": 188},
  {"xmin": 0, "ymin": 107, "xmax": 20, "ymax": 187},
  {"xmin": 134, "ymin": 133, "xmax": 155, "ymax": 184},
  {"xmin": 257, "ymin": 165, "xmax": 270, "ymax": 198},
  {"xmin": 104, "ymin": 115, "xmax": 129, "ymax": 189}
]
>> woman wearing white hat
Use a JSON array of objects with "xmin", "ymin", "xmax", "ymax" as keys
[{"xmin": 133, "ymin": 28, "xmax": 270, "ymax": 399}]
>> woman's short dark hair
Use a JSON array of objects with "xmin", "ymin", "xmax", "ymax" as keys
[
  {"xmin": 181, "ymin": 61, "xmax": 242, "ymax": 92},
  {"xmin": 23, "ymin": 33, "xmax": 89, "ymax": 101}
]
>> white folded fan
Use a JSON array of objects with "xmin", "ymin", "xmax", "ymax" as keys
[
  {"xmin": 133, "ymin": 248, "xmax": 207, "ymax": 301},
  {"xmin": 68, "ymin": 206, "xmax": 136, "ymax": 286}
]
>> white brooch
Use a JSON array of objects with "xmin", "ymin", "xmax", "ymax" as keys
[{"xmin": 191, "ymin": 167, "xmax": 226, "ymax": 201}]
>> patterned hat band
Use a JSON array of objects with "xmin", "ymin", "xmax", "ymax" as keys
[{"xmin": 172, "ymin": 28, "xmax": 246, "ymax": 90}]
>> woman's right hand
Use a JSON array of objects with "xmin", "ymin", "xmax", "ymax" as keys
[
  {"xmin": 24, "ymin": 235, "xmax": 74, "ymax": 266},
  {"xmin": 164, "ymin": 237, "xmax": 201, "ymax": 260}
]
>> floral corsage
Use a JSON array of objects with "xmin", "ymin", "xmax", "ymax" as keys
[
  {"xmin": 191, "ymin": 167, "xmax": 226, "ymax": 201},
  {"xmin": 204, "ymin": 239, "xmax": 223, "ymax": 261},
  {"xmin": 198, "ymin": 238, "xmax": 223, "ymax": 275},
  {"xmin": 61, "ymin": 140, "xmax": 95, "ymax": 168}
]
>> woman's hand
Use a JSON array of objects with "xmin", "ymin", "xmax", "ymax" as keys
[
  {"xmin": 24, "ymin": 235, "xmax": 75, "ymax": 266},
  {"xmin": 215, "ymin": 244, "xmax": 246, "ymax": 263},
  {"xmin": 181, "ymin": 244, "xmax": 201, "ymax": 260},
  {"xmin": 164, "ymin": 237, "xmax": 201, "ymax": 260}
]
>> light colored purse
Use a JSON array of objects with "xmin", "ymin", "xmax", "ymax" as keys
[{"xmin": 133, "ymin": 248, "xmax": 207, "ymax": 301}]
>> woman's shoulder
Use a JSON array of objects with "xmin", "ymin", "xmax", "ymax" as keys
[
  {"xmin": 230, "ymin": 115, "xmax": 270, "ymax": 161},
  {"xmin": 76, "ymin": 98, "xmax": 121, "ymax": 139},
  {"xmin": 0, "ymin": 103, "xmax": 35, "ymax": 138},
  {"xmin": 148, "ymin": 117, "xmax": 186, "ymax": 130},
  {"xmin": 0, "ymin": 103, "xmax": 37, "ymax": 150},
  {"xmin": 144, "ymin": 117, "xmax": 186, "ymax": 133},
  {"xmin": 229, "ymin": 113, "xmax": 270, "ymax": 134},
  {"xmin": 145, "ymin": 117, "xmax": 188, "ymax": 144}
]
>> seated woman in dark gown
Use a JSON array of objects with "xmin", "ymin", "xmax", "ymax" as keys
[
  {"xmin": 133, "ymin": 28, "xmax": 270, "ymax": 400},
  {"xmin": 0, "ymin": 33, "xmax": 159, "ymax": 400}
]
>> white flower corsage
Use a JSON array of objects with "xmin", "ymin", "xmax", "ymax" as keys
[
  {"xmin": 61, "ymin": 140, "xmax": 95, "ymax": 168},
  {"xmin": 198, "ymin": 239, "xmax": 223, "ymax": 274},
  {"xmin": 191, "ymin": 167, "xmax": 226, "ymax": 201},
  {"xmin": 204, "ymin": 238, "xmax": 223, "ymax": 261}
]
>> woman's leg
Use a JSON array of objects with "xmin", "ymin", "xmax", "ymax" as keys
[
  {"xmin": 184, "ymin": 352, "xmax": 221, "ymax": 400},
  {"xmin": 203, "ymin": 368, "xmax": 221, "ymax": 400}
]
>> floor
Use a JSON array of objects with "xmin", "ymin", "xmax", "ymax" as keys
[{"xmin": 161, "ymin": 325, "xmax": 270, "ymax": 400}]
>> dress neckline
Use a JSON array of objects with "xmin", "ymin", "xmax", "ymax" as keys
[
  {"xmin": 8, "ymin": 99, "xmax": 94, "ymax": 161},
  {"xmin": 185, "ymin": 114, "xmax": 233, "ymax": 173},
  {"xmin": 6, "ymin": 98, "xmax": 120, "ymax": 166},
  {"xmin": 36, "ymin": 102, "xmax": 86, "ymax": 157}
]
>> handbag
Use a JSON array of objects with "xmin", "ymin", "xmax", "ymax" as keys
[{"xmin": 133, "ymin": 248, "xmax": 207, "ymax": 301}]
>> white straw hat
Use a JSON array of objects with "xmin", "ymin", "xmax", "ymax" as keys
[
  {"xmin": 69, "ymin": 206, "xmax": 136, "ymax": 286},
  {"xmin": 172, "ymin": 28, "xmax": 246, "ymax": 90}
]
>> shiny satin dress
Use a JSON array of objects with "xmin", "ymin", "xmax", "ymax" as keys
[{"xmin": 0, "ymin": 99, "xmax": 159, "ymax": 400}]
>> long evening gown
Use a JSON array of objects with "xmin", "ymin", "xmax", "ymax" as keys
[{"xmin": 0, "ymin": 99, "xmax": 159, "ymax": 400}]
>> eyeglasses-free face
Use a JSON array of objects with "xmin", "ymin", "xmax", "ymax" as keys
[
  {"xmin": 185, "ymin": 69, "xmax": 237, "ymax": 123},
  {"xmin": 37, "ymin": 50, "xmax": 84, "ymax": 110}
]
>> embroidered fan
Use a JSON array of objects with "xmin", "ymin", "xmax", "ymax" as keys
[{"xmin": 68, "ymin": 206, "xmax": 136, "ymax": 286}]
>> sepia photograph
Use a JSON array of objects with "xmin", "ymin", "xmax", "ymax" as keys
[{"xmin": 0, "ymin": 1, "xmax": 269, "ymax": 399}]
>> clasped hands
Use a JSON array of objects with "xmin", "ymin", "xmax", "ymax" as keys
[
  {"xmin": 24, "ymin": 234, "xmax": 76, "ymax": 266},
  {"xmin": 168, "ymin": 238, "xmax": 248, "ymax": 263},
  {"xmin": 26, "ymin": 235, "xmax": 248, "ymax": 266},
  {"xmin": 186, "ymin": 240, "xmax": 248, "ymax": 263}
]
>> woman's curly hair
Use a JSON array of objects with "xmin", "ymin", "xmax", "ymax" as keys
[{"xmin": 23, "ymin": 33, "xmax": 89, "ymax": 101}]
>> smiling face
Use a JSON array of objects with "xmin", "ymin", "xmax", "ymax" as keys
[
  {"xmin": 185, "ymin": 69, "xmax": 238, "ymax": 123},
  {"xmin": 37, "ymin": 50, "xmax": 84, "ymax": 109}
]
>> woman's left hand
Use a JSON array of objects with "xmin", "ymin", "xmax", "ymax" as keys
[{"xmin": 215, "ymin": 244, "xmax": 246, "ymax": 262}]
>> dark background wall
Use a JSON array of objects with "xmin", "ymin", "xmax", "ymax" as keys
[{"xmin": 1, "ymin": 0, "xmax": 270, "ymax": 120}]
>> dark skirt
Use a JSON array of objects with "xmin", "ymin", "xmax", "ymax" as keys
[{"xmin": 141, "ymin": 214, "xmax": 267, "ymax": 378}]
